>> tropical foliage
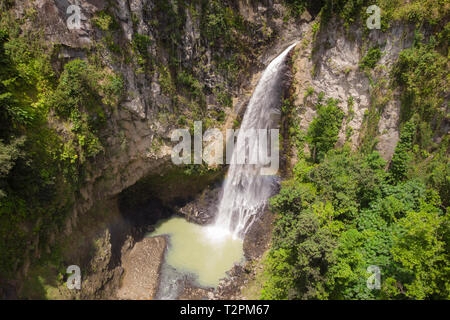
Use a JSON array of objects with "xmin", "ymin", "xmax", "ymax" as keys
[{"xmin": 262, "ymin": 0, "xmax": 449, "ymax": 300}]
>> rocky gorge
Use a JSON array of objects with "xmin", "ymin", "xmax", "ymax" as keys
[{"xmin": 0, "ymin": 0, "xmax": 447, "ymax": 300}]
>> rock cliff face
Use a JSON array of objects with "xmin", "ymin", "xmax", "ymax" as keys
[{"xmin": 290, "ymin": 18, "xmax": 416, "ymax": 164}]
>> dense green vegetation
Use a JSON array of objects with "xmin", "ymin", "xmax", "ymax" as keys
[
  {"xmin": 262, "ymin": 0, "xmax": 449, "ymax": 300},
  {"xmin": 0, "ymin": 9, "xmax": 123, "ymax": 280},
  {"xmin": 263, "ymin": 145, "xmax": 448, "ymax": 299},
  {"xmin": 0, "ymin": 17, "xmax": 69, "ymax": 277},
  {"xmin": 319, "ymin": 0, "xmax": 449, "ymax": 29}
]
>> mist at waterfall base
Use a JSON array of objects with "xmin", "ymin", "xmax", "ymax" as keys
[{"xmin": 150, "ymin": 43, "xmax": 297, "ymax": 298}]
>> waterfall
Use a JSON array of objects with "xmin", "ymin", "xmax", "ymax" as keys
[{"xmin": 209, "ymin": 43, "xmax": 297, "ymax": 240}]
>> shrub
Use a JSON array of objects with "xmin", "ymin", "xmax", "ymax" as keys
[{"xmin": 359, "ymin": 47, "xmax": 382, "ymax": 70}]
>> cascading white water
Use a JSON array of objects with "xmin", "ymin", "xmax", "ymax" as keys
[{"xmin": 208, "ymin": 43, "xmax": 297, "ymax": 240}]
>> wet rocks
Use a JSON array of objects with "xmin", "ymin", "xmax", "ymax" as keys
[
  {"xmin": 211, "ymin": 263, "xmax": 248, "ymax": 300},
  {"xmin": 243, "ymin": 207, "xmax": 275, "ymax": 260},
  {"xmin": 177, "ymin": 185, "xmax": 221, "ymax": 225},
  {"xmin": 178, "ymin": 285, "xmax": 213, "ymax": 300}
]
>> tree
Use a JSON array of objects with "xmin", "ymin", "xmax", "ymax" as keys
[
  {"xmin": 0, "ymin": 136, "xmax": 25, "ymax": 197},
  {"xmin": 306, "ymin": 98, "xmax": 344, "ymax": 162},
  {"xmin": 389, "ymin": 119, "xmax": 416, "ymax": 183},
  {"xmin": 391, "ymin": 204, "xmax": 449, "ymax": 299}
]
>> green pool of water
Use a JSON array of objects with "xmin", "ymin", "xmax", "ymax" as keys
[{"xmin": 148, "ymin": 216, "xmax": 244, "ymax": 288}]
